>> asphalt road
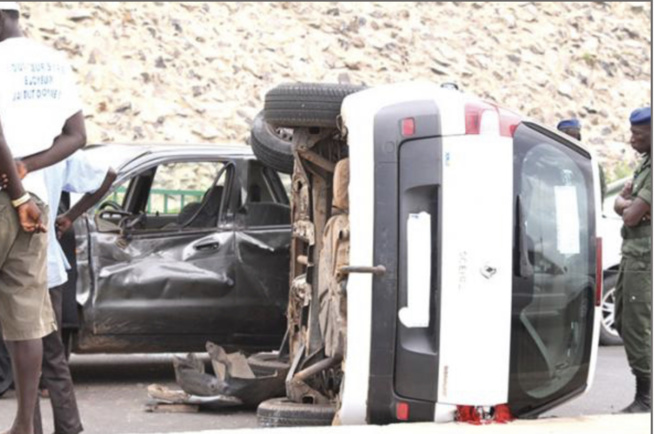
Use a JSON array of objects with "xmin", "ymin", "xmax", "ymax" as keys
[{"xmin": 0, "ymin": 346, "xmax": 638, "ymax": 434}]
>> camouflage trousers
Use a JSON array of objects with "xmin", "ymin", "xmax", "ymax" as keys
[{"xmin": 615, "ymin": 255, "xmax": 652, "ymax": 379}]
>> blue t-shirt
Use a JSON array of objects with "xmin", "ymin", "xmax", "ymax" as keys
[{"xmin": 43, "ymin": 151, "xmax": 109, "ymax": 288}]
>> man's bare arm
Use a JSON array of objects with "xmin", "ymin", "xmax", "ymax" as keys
[
  {"xmin": 66, "ymin": 168, "xmax": 117, "ymax": 221},
  {"xmin": 0, "ymin": 123, "xmax": 27, "ymax": 200},
  {"xmin": 56, "ymin": 168, "xmax": 117, "ymax": 237},
  {"xmin": 614, "ymin": 180, "xmax": 633, "ymax": 216},
  {"xmin": 0, "ymin": 122, "xmax": 46, "ymax": 232},
  {"xmin": 621, "ymin": 198, "xmax": 651, "ymax": 227},
  {"xmin": 20, "ymin": 111, "xmax": 87, "ymax": 174},
  {"xmin": 614, "ymin": 195, "xmax": 632, "ymax": 217}
]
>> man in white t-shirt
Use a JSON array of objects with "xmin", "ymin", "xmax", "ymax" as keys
[
  {"xmin": 34, "ymin": 153, "xmax": 115, "ymax": 434},
  {"xmin": 0, "ymin": 3, "xmax": 87, "ymax": 434}
]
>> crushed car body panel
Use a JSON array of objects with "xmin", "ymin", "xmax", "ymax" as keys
[{"xmin": 70, "ymin": 145, "xmax": 291, "ymax": 354}]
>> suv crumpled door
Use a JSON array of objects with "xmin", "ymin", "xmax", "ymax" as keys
[{"xmin": 84, "ymin": 162, "xmax": 245, "ymax": 341}]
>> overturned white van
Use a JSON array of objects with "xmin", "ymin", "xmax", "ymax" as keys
[{"xmin": 251, "ymin": 82, "xmax": 602, "ymax": 426}]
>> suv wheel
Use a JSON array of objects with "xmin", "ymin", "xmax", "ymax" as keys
[
  {"xmin": 250, "ymin": 111, "xmax": 294, "ymax": 174},
  {"xmin": 264, "ymin": 83, "xmax": 366, "ymax": 128},
  {"xmin": 600, "ymin": 274, "xmax": 623, "ymax": 346}
]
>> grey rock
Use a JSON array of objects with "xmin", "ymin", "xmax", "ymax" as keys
[
  {"xmin": 68, "ymin": 11, "xmax": 93, "ymax": 22},
  {"xmin": 115, "ymin": 102, "xmax": 132, "ymax": 113},
  {"xmin": 507, "ymin": 54, "xmax": 521, "ymax": 64}
]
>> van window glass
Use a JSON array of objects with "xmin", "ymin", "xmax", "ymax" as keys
[{"xmin": 510, "ymin": 124, "xmax": 596, "ymax": 415}]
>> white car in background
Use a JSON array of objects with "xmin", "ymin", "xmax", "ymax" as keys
[{"xmin": 599, "ymin": 177, "xmax": 629, "ymax": 346}]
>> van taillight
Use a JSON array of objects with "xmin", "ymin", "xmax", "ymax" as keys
[
  {"xmin": 467, "ymin": 102, "xmax": 522, "ymax": 137},
  {"xmin": 396, "ymin": 402, "xmax": 410, "ymax": 421},
  {"xmin": 465, "ymin": 102, "xmax": 495, "ymax": 135},
  {"xmin": 402, "ymin": 118, "xmax": 415, "ymax": 137},
  {"xmin": 595, "ymin": 237, "xmax": 603, "ymax": 306},
  {"xmin": 465, "ymin": 103, "xmax": 484, "ymax": 135},
  {"xmin": 497, "ymin": 108, "xmax": 521, "ymax": 137}
]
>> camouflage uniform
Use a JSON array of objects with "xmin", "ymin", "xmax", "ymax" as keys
[{"xmin": 615, "ymin": 152, "xmax": 652, "ymax": 381}]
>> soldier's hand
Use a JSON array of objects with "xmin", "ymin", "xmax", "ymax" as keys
[
  {"xmin": 620, "ymin": 180, "xmax": 633, "ymax": 198},
  {"xmin": 17, "ymin": 200, "xmax": 47, "ymax": 233}
]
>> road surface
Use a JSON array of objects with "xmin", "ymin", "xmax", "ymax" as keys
[{"xmin": 0, "ymin": 347, "xmax": 637, "ymax": 433}]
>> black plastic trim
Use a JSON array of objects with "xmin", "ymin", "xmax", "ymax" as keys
[{"xmin": 367, "ymin": 100, "xmax": 442, "ymax": 424}]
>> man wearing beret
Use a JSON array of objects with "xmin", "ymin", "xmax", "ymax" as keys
[
  {"xmin": 557, "ymin": 118, "xmax": 607, "ymax": 202},
  {"xmin": 613, "ymin": 107, "xmax": 652, "ymax": 413}
]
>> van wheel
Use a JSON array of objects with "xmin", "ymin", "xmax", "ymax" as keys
[
  {"xmin": 600, "ymin": 275, "xmax": 623, "ymax": 346},
  {"xmin": 264, "ymin": 83, "xmax": 366, "ymax": 128},
  {"xmin": 257, "ymin": 397, "xmax": 336, "ymax": 427},
  {"xmin": 250, "ymin": 111, "xmax": 294, "ymax": 174}
]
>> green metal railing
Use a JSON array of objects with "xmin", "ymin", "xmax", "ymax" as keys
[{"xmin": 110, "ymin": 187, "xmax": 205, "ymax": 214}]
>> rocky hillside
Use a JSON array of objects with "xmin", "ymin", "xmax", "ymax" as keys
[{"xmin": 19, "ymin": 2, "xmax": 651, "ymax": 181}]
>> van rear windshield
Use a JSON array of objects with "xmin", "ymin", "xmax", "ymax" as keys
[{"xmin": 509, "ymin": 124, "xmax": 596, "ymax": 416}]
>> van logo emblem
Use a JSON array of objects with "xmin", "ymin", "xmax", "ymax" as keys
[{"xmin": 481, "ymin": 264, "xmax": 497, "ymax": 279}]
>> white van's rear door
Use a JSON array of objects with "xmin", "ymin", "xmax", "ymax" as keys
[{"xmin": 437, "ymin": 134, "xmax": 514, "ymax": 406}]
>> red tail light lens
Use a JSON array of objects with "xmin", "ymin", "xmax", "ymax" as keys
[
  {"xmin": 497, "ymin": 108, "xmax": 522, "ymax": 138},
  {"xmin": 396, "ymin": 402, "xmax": 410, "ymax": 421},
  {"xmin": 595, "ymin": 237, "xmax": 603, "ymax": 306},
  {"xmin": 402, "ymin": 118, "xmax": 415, "ymax": 137},
  {"xmin": 466, "ymin": 102, "xmax": 522, "ymax": 137},
  {"xmin": 465, "ymin": 102, "xmax": 495, "ymax": 135},
  {"xmin": 465, "ymin": 104, "xmax": 484, "ymax": 135}
]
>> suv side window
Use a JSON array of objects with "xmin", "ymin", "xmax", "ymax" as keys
[
  {"xmin": 147, "ymin": 161, "xmax": 224, "ymax": 216},
  {"xmin": 96, "ymin": 160, "xmax": 230, "ymax": 232},
  {"xmin": 239, "ymin": 161, "xmax": 291, "ymax": 227}
]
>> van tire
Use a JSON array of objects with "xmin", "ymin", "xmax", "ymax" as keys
[
  {"xmin": 257, "ymin": 397, "xmax": 336, "ymax": 427},
  {"xmin": 600, "ymin": 274, "xmax": 623, "ymax": 346},
  {"xmin": 264, "ymin": 83, "xmax": 366, "ymax": 128},
  {"xmin": 250, "ymin": 111, "xmax": 294, "ymax": 174}
]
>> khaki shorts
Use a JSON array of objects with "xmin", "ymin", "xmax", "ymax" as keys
[{"xmin": 0, "ymin": 192, "xmax": 56, "ymax": 341}]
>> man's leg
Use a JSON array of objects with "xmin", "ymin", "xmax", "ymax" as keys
[
  {"xmin": 0, "ymin": 193, "xmax": 56, "ymax": 434},
  {"xmin": 613, "ymin": 260, "xmax": 625, "ymax": 336},
  {"xmin": 41, "ymin": 285, "xmax": 83, "ymax": 434},
  {"xmin": 33, "ymin": 390, "xmax": 43, "ymax": 434},
  {"xmin": 4, "ymin": 339, "xmax": 43, "ymax": 434},
  {"xmin": 620, "ymin": 257, "xmax": 652, "ymax": 413}
]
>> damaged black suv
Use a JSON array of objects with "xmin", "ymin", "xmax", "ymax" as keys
[{"xmin": 62, "ymin": 143, "xmax": 292, "ymax": 355}]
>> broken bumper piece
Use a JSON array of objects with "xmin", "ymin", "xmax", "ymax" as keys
[{"xmin": 164, "ymin": 342, "xmax": 289, "ymax": 409}]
